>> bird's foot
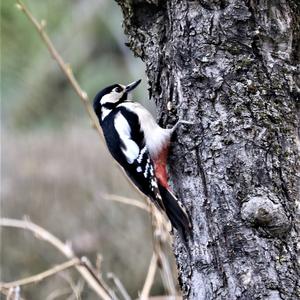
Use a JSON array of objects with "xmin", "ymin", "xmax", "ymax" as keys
[{"xmin": 172, "ymin": 120, "xmax": 194, "ymax": 132}]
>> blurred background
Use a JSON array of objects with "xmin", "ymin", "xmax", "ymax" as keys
[{"xmin": 1, "ymin": 0, "xmax": 176, "ymax": 298}]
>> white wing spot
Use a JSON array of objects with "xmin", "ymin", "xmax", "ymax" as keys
[
  {"xmin": 143, "ymin": 162, "xmax": 150, "ymax": 178},
  {"xmin": 151, "ymin": 179, "xmax": 158, "ymax": 188},
  {"xmin": 149, "ymin": 166, "xmax": 154, "ymax": 176},
  {"xmin": 137, "ymin": 146, "xmax": 147, "ymax": 163},
  {"xmin": 136, "ymin": 166, "xmax": 142, "ymax": 172}
]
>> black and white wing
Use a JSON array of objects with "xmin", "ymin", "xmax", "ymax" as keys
[{"xmin": 112, "ymin": 108, "xmax": 165, "ymax": 210}]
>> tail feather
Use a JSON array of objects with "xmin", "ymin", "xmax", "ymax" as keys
[{"xmin": 158, "ymin": 183, "xmax": 191, "ymax": 239}]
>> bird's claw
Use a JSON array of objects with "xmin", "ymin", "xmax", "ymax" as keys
[{"xmin": 172, "ymin": 120, "xmax": 194, "ymax": 132}]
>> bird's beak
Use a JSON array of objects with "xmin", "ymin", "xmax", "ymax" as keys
[{"xmin": 125, "ymin": 79, "xmax": 141, "ymax": 92}]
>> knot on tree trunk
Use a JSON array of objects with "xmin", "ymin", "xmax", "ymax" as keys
[{"xmin": 241, "ymin": 192, "xmax": 291, "ymax": 237}]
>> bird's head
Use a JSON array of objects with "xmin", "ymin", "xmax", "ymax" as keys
[{"xmin": 93, "ymin": 79, "xmax": 141, "ymax": 120}]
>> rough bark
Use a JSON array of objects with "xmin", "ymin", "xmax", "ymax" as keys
[{"xmin": 115, "ymin": 0, "xmax": 300, "ymax": 299}]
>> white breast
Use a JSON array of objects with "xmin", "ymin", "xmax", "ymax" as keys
[{"xmin": 119, "ymin": 102, "xmax": 172, "ymax": 159}]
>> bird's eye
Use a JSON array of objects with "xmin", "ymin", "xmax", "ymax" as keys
[{"xmin": 114, "ymin": 86, "xmax": 123, "ymax": 93}]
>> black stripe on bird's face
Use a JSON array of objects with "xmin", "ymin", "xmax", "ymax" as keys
[{"xmin": 102, "ymin": 94, "xmax": 128, "ymax": 110}]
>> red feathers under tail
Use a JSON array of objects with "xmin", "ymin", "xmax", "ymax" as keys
[
  {"xmin": 154, "ymin": 146, "xmax": 170, "ymax": 189},
  {"xmin": 154, "ymin": 145, "xmax": 191, "ymax": 240}
]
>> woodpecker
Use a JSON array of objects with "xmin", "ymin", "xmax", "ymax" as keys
[{"xmin": 93, "ymin": 79, "xmax": 191, "ymax": 238}]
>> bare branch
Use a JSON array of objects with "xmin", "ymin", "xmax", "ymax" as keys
[
  {"xmin": 80, "ymin": 257, "xmax": 116, "ymax": 299},
  {"xmin": 156, "ymin": 249, "xmax": 176, "ymax": 296},
  {"xmin": 107, "ymin": 273, "xmax": 131, "ymax": 300},
  {"xmin": 66, "ymin": 280, "xmax": 85, "ymax": 300},
  {"xmin": 102, "ymin": 194, "xmax": 151, "ymax": 212},
  {"xmin": 1, "ymin": 217, "xmax": 74, "ymax": 255},
  {"xmin": 45, "ymin": 288, "xmax": 72, "ymax": 300},
  {"xmin": 103, "ymin": 193, "xmax": 176, "ymax": 294},
  {"xmin": 5, "ymin": 286, "xmax": 21, "ymax": 300},
  {"xmin": 0, "ymin": 258, "xmax": 79, "ymax": 289},
  {"xmin": 0, "ymin": 288, "xmax": 25, "ymax": 300},
  {"xmin": 59, "ymin": 271, "xmax": 82, "ymax": 300},
  {"xmin": 148, "ymin": 206, "xmax": 175, "ymax": 295},
  {"xmin": 140, "ymin": 253, "xmax": 158, "ymax": 300},
  {"xmin": 15, "ymin": 0, "xmax": 102, "ymax": 138},
  {"xmin": 14, "ymin": 0, "xmax": 159, "ymax": 219},
  {"xmin": 0, "ymin": 218, "xmax": 112, "ymax": 300}
]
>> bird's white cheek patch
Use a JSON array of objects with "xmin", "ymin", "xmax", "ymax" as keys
[{"xmin": 101, "ymin": 93, "xmax": 119, "ymax": 105}]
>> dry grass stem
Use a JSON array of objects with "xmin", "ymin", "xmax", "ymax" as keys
[
  {"xmin": 103, "ymin": 194, "xmax": 151, "ymax": 212},
  {"xmin": 157, "ymin": 250, "xmax": 176, "ymax": 296},
  {"xmin": 0, "ymin": 258, "xmax": 79, "ymax": 289},
  {"xmin": 107, "ymin": 273, "xmax": 132, "ymax": 300},
  {"xmin": 66, "ymin": 280, "xmax": 85, "ymax": 300},
  {"xmin": 4, "ymin": 286, "xmax": 22, "ymax": 300},
  {"xmin": 0, "ymin": 218, "xmax": 112, "ymax": 300},
  {"xmin": 1, "ymin": 289, "xmax": 25, "ymax": 300},
  {"xmin": 45, "ymin": 288, "xmax": 73, "ymax": 300},
  {"xmin": 59, "ymin": 272, "xmax": 82, "ymax": 300},
  {"xmin": 140, "ymin": 253, "xmax": 158, "ymax": 300},
  {"xmin": 80, "ymin": 257, "xmax": 116, "ymax": 299},
  {"xmin": 151, "ymin": 210, "xmax": 176, "ymax": 295}
]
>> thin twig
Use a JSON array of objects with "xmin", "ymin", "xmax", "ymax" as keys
[
  {"xmin": 140, "ymin": 253, "xmax": 158, "ymax": 300},
  {"xmin": 102, "ymin": 194, "xmax": 151, "ymax": 212},
  {"xmin": 15, "ymin": 0, "xmax": 157, "ymax": 215},
  {"xmin": 15, "ymin": 0, "xmax": 102, "ymax": 138},
  {"xmin": 59, "ymin": 271, "xmax": 82, "ymax": 300},
  {"xmin": 0, "ymin": 258, "xmax": 79, "ymax": 289},
  {"xmin": 66, "ymin": 280, "xmax": 85, "ymax": 300},
  {"xmin": 15, "ymin": 0, "xmax": 171, "ymax": 231},
  {"xmin": 96, "ymin": 253, "xmax": 103, "ymax": 279},
  {"xmin": 0, "ymin": 288, "xmax": 25, "ymax": 300},
  {"xmin": 104, "ymin": 193, "xmax": 175, "ymax": 294},
  {"xmin": 45, "ymin": 288, "xmax": 72, "ymax": 300},
  {"xmin": 157, "ymin": 249, "xmax": 176, "ymax": 296},
  {"xmin": 151, "ymin": 208, "xmax": 176, "ymax": 295},
  {"xmin": 107, "ymin": 273, "xmax": 131, "ymax": 300},
  {"xmin": 154, "ymin": 226, "xmax": 175, "ymax": 294},
  {"xmin": 0, "ymin": 218, "xmax": 112, "ymax": 300},
  {"xmin": 80, "ymin": 257, "xmax": 116, "ymax": 299},
  {"xmin": 6, "ymin": 286, "xmax": 21, "ymax": 300}
]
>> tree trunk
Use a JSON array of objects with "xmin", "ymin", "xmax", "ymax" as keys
[{"xmin": 116, "ymin": 0, "xmax": 300, "ymax": 299}]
